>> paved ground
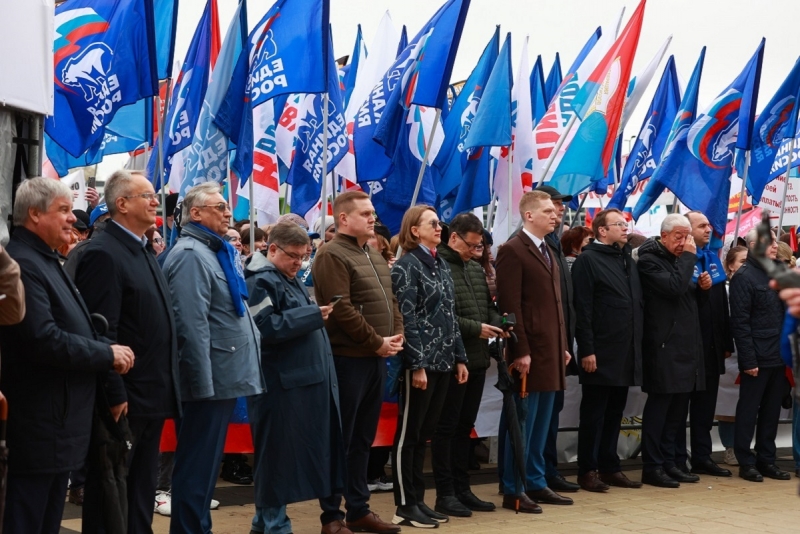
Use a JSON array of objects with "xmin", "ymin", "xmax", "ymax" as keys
[{"xmin": 61, "ymin": 451, "xmax": 800, "ymax": 533}]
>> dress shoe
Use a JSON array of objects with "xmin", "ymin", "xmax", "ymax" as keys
[
  {"xmin": 220, "ymin": 456, "xmax": 253, "ymax": 485},
  {"xmin": 348, "ymin": 511, "xmax": 402, "ymax": 533},
  {"xmin": 68, "ymin": 487, "xmax": 84, "ymax": 505},
  {"xmin": 666, "ymin": 466, "xmax": 699, "ymax": 483},
  {"xmin": 526, "ymin": 487, "xmax": 573, "ymax": 505},
  {"xmin": 599, "ymin": 471, "xmax": 642, "ymax": 489},
  {"xmin": 501, "ymin": 493, "xmax": 542, "ymax": 514},
  {"xmin": 392, "ymin": 505, "xmax": 438, "ymax": 529},
  {"xmin": 690, "ymin": 459, "xmax": 732, "ymax": 477},
  {"xmin": 457, "ymin": 490, "xmax": 496, "ymax": 512},
  {"xmin": 641, "ymin": 469, "xmax": 680, "ymax": 488},
  {"xmin": 321, "ymin": 520, "xmax": 352, "ymax": 534},
  {"xmin": 739, "ymin": 465, "xmax": 764, "ymax": 482},
  {"xmin": 418, "ymin": 502, "xmax": 449, "ymax": 523},
  {"xmin": 434, "ymin": 496, "xmax": 471, "ymax": 518},
  {"xmin": 577, "ymin": 471, "xmax": 609, "ymax": 492},
  {"xmin": 757, "ymin": 463, "xmax": 791, "ymax": 480},
  {"xmin": 545, "ymin": 472, "xmax": 580, "ymax": 493}
]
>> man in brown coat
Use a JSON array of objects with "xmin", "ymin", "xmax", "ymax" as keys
[
  {"xmin": 0, "ymin": 243, "xmax": 25, "ymax": 327},
  {"xmin": 496, "ymin": 190, "xmax": 572, "ymax": 514}
]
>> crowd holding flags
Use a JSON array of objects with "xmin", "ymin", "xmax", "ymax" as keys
[{"xmin": 41, "ymin": 0, "xmax": 800, "ymax": 243}]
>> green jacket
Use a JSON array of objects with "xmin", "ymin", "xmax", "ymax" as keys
[{"xmin": 438, "ymin": 244, "xmax": 503, "ymax": 372}]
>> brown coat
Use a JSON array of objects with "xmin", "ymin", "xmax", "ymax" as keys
[
  {"xmin": 0, "ymin": 246, "xmax": 25, "ymax": 326},
  {"xmin": 496, "ymin": 231, "xmax": 566, "ymax": 393},
  {"xmin": 312, "ymin": 233, "xmax": 403, "ymax": 357}
]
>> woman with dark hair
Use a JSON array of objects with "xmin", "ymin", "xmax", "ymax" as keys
[
  {"xmin": 560, "ymin": 226, "xmax": 594, "ymax": 272},
  {"xmin": 390, "ymin": 205, "xmax": 468, "ymax": 528},
  {"xmin": 474, "ymin": 230, "xmax": 496, "ymax": 299}
]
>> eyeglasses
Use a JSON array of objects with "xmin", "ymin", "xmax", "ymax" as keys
[
  {"xmin": 124, "ymin": 193, "xmax": 159, "ymax": 202},
  {"xmin": 418, "ymin": 219, "xmax": 443, "ymax": 229},
  {"xmin": 274, "ymin": 243, "xmax": 310, "ymax": 262},
  {"xmin": 605, "ymin": 222, "xmax": 628, "ymax": 228},
  {"xmin": 199, "ymin": 203, "xmax": 230, "ymax": 213},
  {"xmin": 456, "ymin": 232, "xmax": 485, "ymax": 252},
  {"xmin": 153, "ymin": 237, "xmax": 164, "ymax": 245}
]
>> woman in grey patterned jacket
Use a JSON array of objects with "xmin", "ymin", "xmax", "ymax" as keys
[{"xmin": 390, "ymin": 205, "xmax": 468, "ymax": 529}]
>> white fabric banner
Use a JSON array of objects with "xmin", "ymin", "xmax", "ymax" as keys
[{"xmin": 61, "ymin": 169, "xmax": 87, "ymax": 211}]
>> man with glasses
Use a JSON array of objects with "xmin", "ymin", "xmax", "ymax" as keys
[
  {"xmin": 163, "ymin": 183, "xmax": 265, "ymax": 533},
  {"xmin": 572, "ymin": 209, "xmax": 644, "ymax": 492},
  {"xmin": 432, "ymin": 213, "xmax": 504, "ymax": 517}
]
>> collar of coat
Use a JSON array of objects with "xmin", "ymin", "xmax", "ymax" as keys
[
  {"xmin": 332, "ymin": 231, "xmax": 368, "ymax": 251},
  {"xmin": 407, "ymin": 245, "xmax": 439, "ymax": 270},
  {"xmin": 12, "ymin": 226, "xmax": 61, "ymax": 259},
  {"xmin": 105, "ymin": 220, "xmax": 148, "ymax": 253},
  {"xmin": 181, "ymin": 223, "xmax": 223, "ymax": 252}
]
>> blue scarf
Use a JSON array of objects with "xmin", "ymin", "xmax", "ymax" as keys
[
  {"xmin": 189, "ymin": 223, "xmax": 249, "ymax": 317},
  {"xmin": 692, "ymin": 246, "xmax": 726, "ymax": 286}
]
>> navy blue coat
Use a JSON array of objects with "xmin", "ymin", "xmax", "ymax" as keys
[{"xmin": 0, "ymin": 228, "xmax": 114, "ymax": 474}]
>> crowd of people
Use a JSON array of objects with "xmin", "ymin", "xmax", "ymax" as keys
[{"xmin": 0, "ymin": 172, "xmax": 799, "ymax": 534}]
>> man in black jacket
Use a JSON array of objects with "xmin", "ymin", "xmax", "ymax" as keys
[
  {"xmin": 75, "ymin": 170, "xmax": 181, "ymax": 532},
  {"xmin": 730, "ymin": 228, "xmax": 792, "ymax": 482},
  {"xmin": 637, "ymin": 214, "xmax": 704, "ymax": 488},
  {"xmin": 572, "ymin": 209, "xmax": 643, "ymax": 492},
  {"xmin": 0, "ymin": 177, "xmax": 134, "ymax": 534}
]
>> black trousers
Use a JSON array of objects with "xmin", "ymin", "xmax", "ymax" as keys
[
  {"xmin": 641, "ymin": 392, "xmax": 690, "ymax": 472},
  {"xmin": 366, "ymin": 446, "xmax": 392, "ymax": 481},
  {"xmin": 734, "ymin": 366, "xmax": 790, "ymax": 466},
  {"xmin": 577, "ymin": 384, "xmax": 629, "ymax": 476},
  {"xmin": 3, "ymin": 470, "xmax": 70, "ymax": 534},
  {"xmin": 320, "ymin": 356, "xmax": 385, "ymax": 523},
  {"xmin": 431, "ymin": 370, "xmax": 486, "ymax": 497},
  {"xmin": 393, "ymin": 369, "xmax": 450, "ymax": 507},
  {"xmin": 674, "ymin": 372, "xmax": 720, "ymax": 466},
  {"xmin": 544, "ymin": 389, "xmax": 565, "ymax": 477}
]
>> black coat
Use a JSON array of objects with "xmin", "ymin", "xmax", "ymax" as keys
[
  {"xmin": 547, "ymin": 233, "xmax": 578, "ymax": 375},
  {"xmin": 74, "ymin": 221, "xmax": 180, "ymax": 418},
  {"xmin": 0, "ymin": 228, "xmax": 114, "ymax": 474},
  {"xmin": 729, "ymin": 254, "xmax": 786, "ymax": 371},
  {"xmin": 572, "ymin": 242, "xmax": 643, "ymax": 386},
  {"xmin": 637, "ymin": 238, "xmax": 705, "ymax": 394},
  {"xmin": 696, "ymin": 277, "xmax": 734, "ymax": 383}
]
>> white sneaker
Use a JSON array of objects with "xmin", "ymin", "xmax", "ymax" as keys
[
  {"xmin": 210, "ymin": 498, "xmax": 220, "ymax": 510},
  {"xmin": 155, "ymin": 491, "xmax": 171, "ymax": 516},
  {"xmin": 724, "ymin": 447, "xmax": 739, "ymax": 466}
]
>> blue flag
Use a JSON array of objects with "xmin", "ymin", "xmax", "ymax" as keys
[
  {"xmin": 544, "ymin": 53, "xmax": 562, "ymax": 107},
  {"xmin": 530, "ymin": 55, "xmax": 547, "ymax": 124},
  {"xmin": 432, "ymin": 28, "xmax": 499, "ymax": 201},
  {"xmin": 46, "ymin": 0, "xmax": 158, "ymax": 157},
  {"xmin": 342, "ymin": 24, "xmax": 365, "ymax": 108},
  {"xmin": 745, "ymin": 57, "xmax": 800, "ymax": 203},
  {"xmin": 154, "ymin": 0, "xmax": 179, "ymax": 80},
  {"xmin": 463, "ymin": 33, "xmax": 512, "ymax": 150},
  {"xmin": 397, "ymin": 25, "xmax": 409, "ymax": 58},
  {"xmin": 768, "ymin": 115, "xmax": 800, "ymax": 182},
  {"xmin": 609, "ymin": 56, "xmax": 681, "ymax": 209},
  {"xmin": 639, "ymin": 41, "xmax": 765, "ymax": 236}
]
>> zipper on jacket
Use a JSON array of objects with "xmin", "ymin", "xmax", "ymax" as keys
[{"xmin": 365, "ymin": 249, "xmax": 394, "ymax": 336}]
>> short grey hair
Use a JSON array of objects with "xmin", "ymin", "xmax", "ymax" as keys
[
  {"xmin": 13, "ymin": 177, "xmax": 72, "ymax": 225},
  {"xmin": 182, "ymin": 182, "xmax": 222, "ymax": 227},
  {"xmin": 661, "ymin": 214, "xmax": 691, "ymax": 234},
  {"xmin": 269, "ymin": 221, "xmax": 310, "ymax": 248},
  {"xmin": 104, "ymin": 169, "xmax": 144, "ymax": 215}
]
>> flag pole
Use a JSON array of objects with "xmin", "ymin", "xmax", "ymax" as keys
[
  {"xmin": 777, "ymin": 171, "xmax": 791, "ymax": 238},
  {"xmin": 537, "ymin": 113, "xmax": 578, "ymax": 187},
  {"xmin": 249, "ymin": 171, "xmax": 255, "ymax": 246},
  {"xmin": 507, "ymin": 142, "xmax": 514, "ymax": 237},
  {"xmin": 226, "ymin": 158, "xmax": 234, "ymax": 214},
  {"xmin": 570, "ymin": 193, "xmax": 588, "ymax": 228},
  {"xmin": 156, "ymin": 79, "xmax": 173, "ymax": 241},
  {"xmin": 319, "ymin": 93, "xmax": 331, "ymax": 237},
  {"xmin": 732, "ymin": 151, "xmax": 752, "ymax": 243},
  {"xmin": 486, "ymin": 194, "xmax": 498, "ymax": 231},
  {"xmin": 410, "ymin": 108, "xmax": 443, "ymax": 207}
]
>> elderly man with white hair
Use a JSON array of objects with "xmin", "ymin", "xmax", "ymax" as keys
[
  {"xmin": 0, "ymin": 177, "xmax": 135, "ymax": 534},
  {"xmin": 636, "ymin": 214, "xmax": 705, "ymax": 488}
]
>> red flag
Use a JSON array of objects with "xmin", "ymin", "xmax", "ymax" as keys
[{"xmin": 210, "ymin": 0, "xmax": 221, "ymax": 68}]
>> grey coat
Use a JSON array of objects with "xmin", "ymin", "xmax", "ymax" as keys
[{"xmin": 163, "ymin": 225, "xmax": 264, "ymax": 401}]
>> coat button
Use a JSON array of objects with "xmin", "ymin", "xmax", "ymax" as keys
[{"xmin": 231, "ymin": 346, "xmax": 236, "ymax": 351}]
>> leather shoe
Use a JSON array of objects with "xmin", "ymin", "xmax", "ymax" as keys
[
  {"xmin": 68, "ymin": 487, "xmax": 84, "ymax": 506},
  {"xmin": 599, "ymin": 471, "xmax": 642, "ymax": 489},
  {"xmin": 666, "ymin": 466, "xmax": 699, "ymax": 483},
  {"xmin": 418, "ymin": 502, "xmax": 448, "ymax": 523},
  {"xmin": 434, "ymin": 496, "xmax": 471, "ymax": 518},
  {"xmin": 690, "ymin": 459, "xmax": 732, "ymax": 477},
  {"xmin": 526, "ymin": 487, "xmax": 573, "ymax": 505},
  {"xmin": 321, "ymin": 520, "xmax": 353, "ymax": 534},
  {"xmin": 757, "ymin": 463, "xmax": 791, "ymax": 480},
  {"xmin": 641, "ymin": 468, "xmax": 680, "ymax": 488},
  {"xmin": 456, "ymin": 490, "xmax": 496, "ymax": 512},
  {"xmin": 501, "ymin": 493, "xmax": 542, "ymax": 514},
  {"xmin": 545, "ymin": 472, "xmax": 580, "ymax": 493},
  {"xmin": 577, "ymin": 471, "xmax": 609, "ymax": 492},
  {"xmin": 348, "ymin": 512, "xmax": 402, "ymax": 533},
  {"xmin": 739, "ymin": 465, "xmax": 764, "ymax": 482}
]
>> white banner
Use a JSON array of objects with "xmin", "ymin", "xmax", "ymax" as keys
[
  {"xmin": 61, "ymin": 169, "xmax": 87, "ymax": 211},
  {"xmin": 758, "ymin": 174, "xmax": 800, "ymax": 227}
]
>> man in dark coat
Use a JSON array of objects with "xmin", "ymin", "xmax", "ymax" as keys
[
  {"xmin": 675, "ymin": 211, "xmax": 735, "ymax": 478},
  {"xmin": 534, "ymin": 185, "xmax": 581, "ymax": 493},
  {"xmin": 75, "ymin": 170, "xmax": 181, "ymax": 532},
  {"xmin": 496, "ymin": 191, "xmax": 573, "ymax": 514},
  {"xmin": 0, "ymin": 177, "xmax": 134, "ymax": 534},
  {"xmin": 730, "ymin": 228, "xmax": 792, "ymax": 482},
  {"xmin": 637, "ymin": 214, "xmax": 704, "ymax": 488},
  {"xmin": 245, "ymin": 222, "xmax": 346, "ymax": 534},
  {"xmin": 572, "ymin": 209, "xmax": 643, "ymax": 492}
]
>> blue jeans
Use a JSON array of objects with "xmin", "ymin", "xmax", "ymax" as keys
[
  {"xmin": 501, "ymin": 391, "xmax": 555, "ymax": 494},
  {"xmin": 251, "ymin": 506, "xmax": 292, "ymax": 534}
]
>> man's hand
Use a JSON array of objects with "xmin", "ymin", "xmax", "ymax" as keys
[
  {"xmin": 479, "ymin": 323, "xmax": 504, "ymax": 339},
  {"xmin": 565, "ymin": 350, "xmax": 572, "ymax": 366},
  {"xmin": 582, "ymin": 354, "xmax": 597, "ymax": 373},
  {"xmin": 85, "ymin": 187, "xmax": 100, "ymax": 209},
  {"xmin": 412, "ymin": 368, "xmax": 427, "ymax": 390},
  {"xmin": 377, "ymin": 335, "xmax": 404, "ymax": 357},
  {"xmin": 778, "ymin": 286, "xmax": 800, "ymax": 318},
  {"xmin": 455, "ymin": 363, "xmax": 468, "ymax": 384},
  {"xmin": 110, "ymin": 402, "xmax": 128, "ymax": 422},
  {"xmin": 744, "ymin": 367, "xmax": 759, "ymax": 377},
  {"xmin": 510, "ymin": 355, "xmax": 531, "ymax": 376},
  {"xmin": 318, "ymin": 304, "xmax": 333, "ymax": 321},
  {"xmin": 724, "ymin": 351, "xmax": 732, "ymax": 359},
  {"xmin": 111, "ymin": 345, "xmax": 135, "ymax": 374},
  {"xmin": 698, "ymin": 272, "xmax": 712, "ymax": 290},
  {"xmin": 684, "ymin": 234, "xmax": 697, "ymax": 254}
]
